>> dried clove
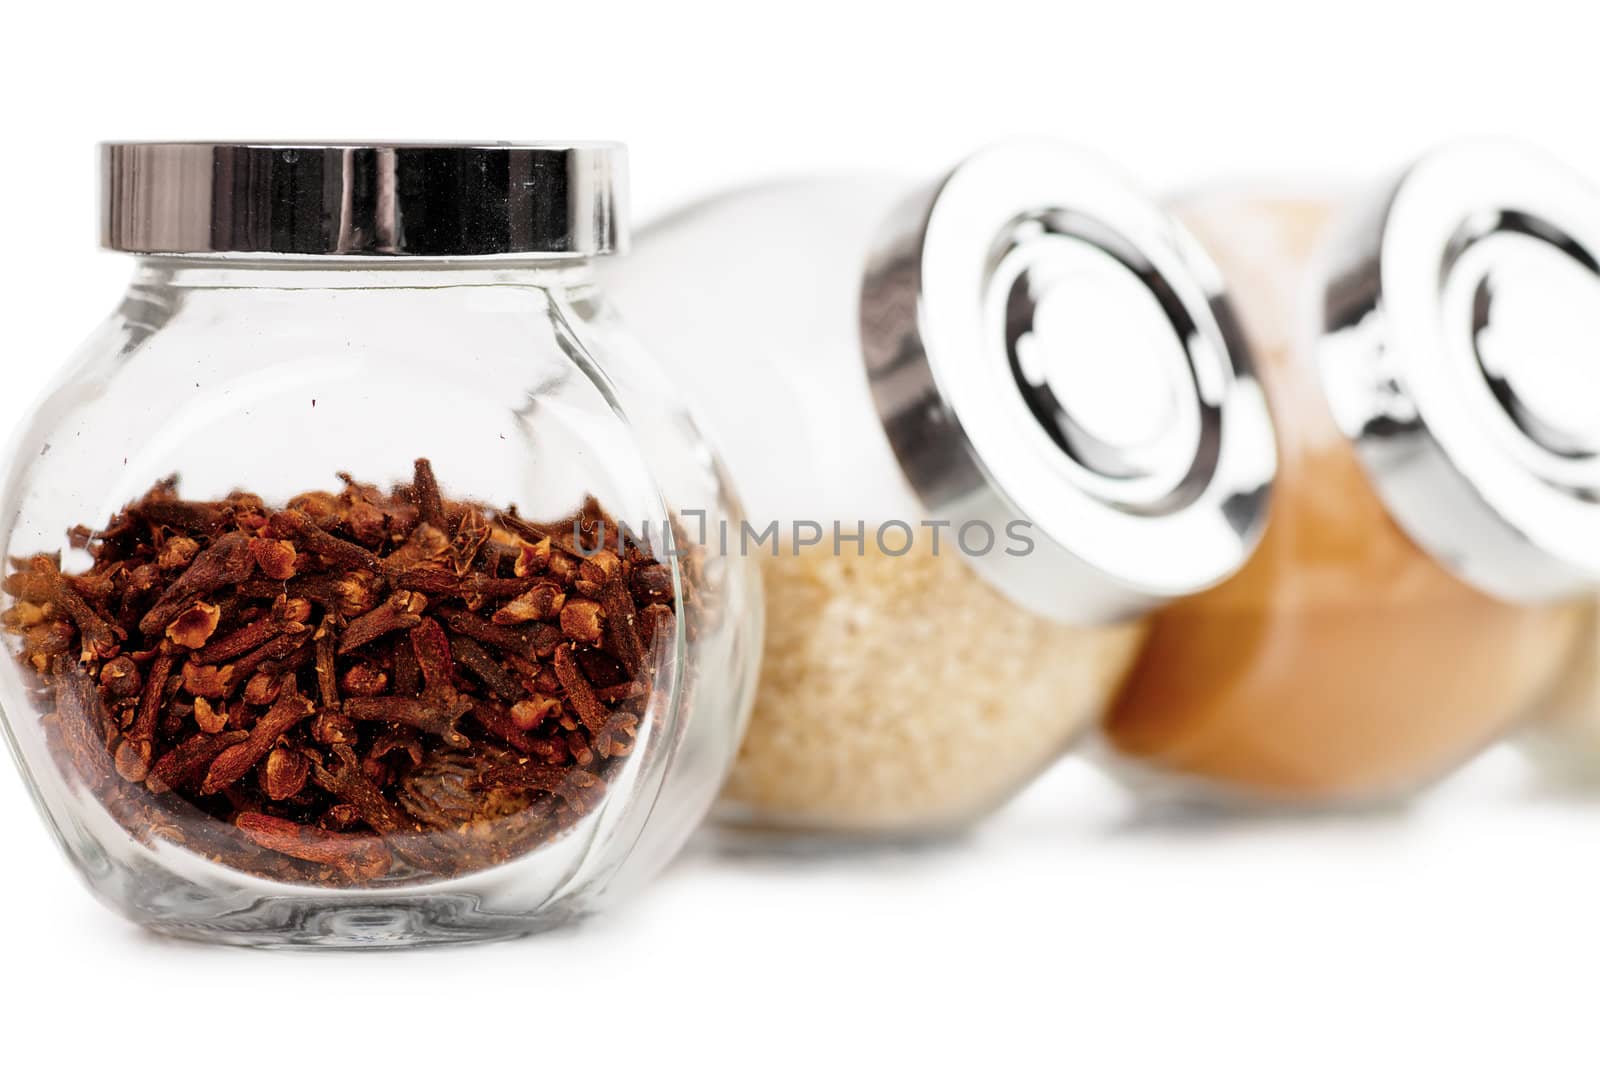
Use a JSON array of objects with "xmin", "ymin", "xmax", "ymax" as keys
[
  {"xmin": 338, "ymin": 591, "xmax": 427, "ymax": 654},
  {"xmin": 2, "ymin": 459, "xmax": 677, "ymax": 887},
  {"xmin": 235, "ymin": 813, "xmax": 392, "ymax": 883},
  {"xmin": 201, "ymin": 681, "xmax": 316, "ymax": 794}
]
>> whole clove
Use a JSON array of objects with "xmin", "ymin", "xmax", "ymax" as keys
[{"xmin": 1, "ymin": 459, "xmax": 675, "ymax": 886}]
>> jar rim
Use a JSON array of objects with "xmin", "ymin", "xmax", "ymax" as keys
[
  {"xmin": 1318, "ymin": 139, "xmax": 1600, "ymax": 603},
  {"xmin": 101, "ymin": 142, "xmax": 628, "ymax": 259},
  {"xmin": 859, "ymin": 140, "xmax": 1279, "ymax": 622}
]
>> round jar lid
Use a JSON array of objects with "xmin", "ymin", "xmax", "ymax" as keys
[
  {"xmin": 1318, "ymin": 141, "xmax": 1600, "ymax": 603},
  {"xmin": 101, "ymin": 142, "xmax": 626, "ymax": 257},
  {"xmin": 860, "ymin": 141, "xmax": 1278, "ymax": 623}
]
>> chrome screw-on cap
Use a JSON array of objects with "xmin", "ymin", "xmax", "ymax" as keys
[
  {"xmin": 101, "ymin": 142, "xmax": 627, "ymax": 257},
  {"xmin": 1318, "ymin": 141, "xmax": 1600, "ymax": 603},
  {"xmin": 861, "ymin": 141, "xmax": 1278, "ymax": 623}
]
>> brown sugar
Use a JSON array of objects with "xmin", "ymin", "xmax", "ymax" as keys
[
  {"xmin": 721, "ymin": 539, "xmax": 1147, "ymax": 833},
  {"xmin": 1102, "ymin": 197, "xmax": 1586, "ymax": 801}
]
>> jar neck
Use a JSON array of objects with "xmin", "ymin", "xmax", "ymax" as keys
[{"xmin": 132, "ymin": 255, "xmax": 598, "ymax": 292}]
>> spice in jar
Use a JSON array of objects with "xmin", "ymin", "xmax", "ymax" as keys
[
  {"xmin": 721, "ymin": 539, "xmax": 1146, "ymax": 832},
  {"xmin": 1104, "ymin": 153, "xmax": 1600, "ymax": 800},
  {"xmin": 0, "ymin": 142, "xmax": 761, "ymax": 947},
  {"xmin": 604, "ymin": 141, "xmax": 1280, "ymax": 834},
  {"xmin": 2, "ymin": 459, "xmax": 674, "ymax": 885}
]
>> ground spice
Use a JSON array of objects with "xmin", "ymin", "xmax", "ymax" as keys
[
  {"xmin": 720, "ymin": 539, "xmax": 1147, "ymax": 834},
  {"xmin": 1, "ymin": 460, "xmax": 674, "ymax": 885},
  {"xmin": 1102, "ymin": 199, "xmax": 1586, "ymax": 800}
]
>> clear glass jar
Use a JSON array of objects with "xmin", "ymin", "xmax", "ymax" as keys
[
  {"xmin": 1104, "ymin": 143, "xmax": 1600, "ymax": 802},
  {"xmin": 0, "ymin": 142, "xmax": 760, "ymax": 946},
  {"xmin": 602, "ymin": 141, "xmax": 1279, "ymax": 837},
  {"xmin": 1523, "ymin": 605, "xmax": 1600, "ymax": 784}
]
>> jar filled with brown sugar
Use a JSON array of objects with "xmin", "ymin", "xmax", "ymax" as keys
[
  {"xmin": 603, "ymin": 141, "xmax": 1279, "ymax": 836},
  {"xmin": 1103, "ymin": 143, "xmax": 1600, "ymax": 802}
]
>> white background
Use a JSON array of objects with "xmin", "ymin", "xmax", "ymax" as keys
[{"xmin": 3, "ymin": 2, "xmax": 1599, "ymax": 1062}]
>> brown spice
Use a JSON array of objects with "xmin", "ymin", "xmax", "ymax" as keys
[
  {"xmin": 164, "ymin": 602, "xmax": 222, "ymax": 650},
  {"xmin": 192, "ymin": 697, "xmax": 228, "ymax": 734},
  {"xmin": 234, "ymin": 813, "xmax": 391, "ymax": 883},
  {"xmin": 2, "ymin": 459, "xmax": 675, "ymax": 886},
  {"xmin": 724, "ymin": 540, "xmax": 1146, "ymax": 831},
  {"xmin": 1101, "ymin": 198, "xmax": 1586, "ymax": 799}
]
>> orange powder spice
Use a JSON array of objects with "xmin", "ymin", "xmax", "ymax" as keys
[{"xmin": 1103, "ymin": 198, "xmax": 1585, "ymax": 801}]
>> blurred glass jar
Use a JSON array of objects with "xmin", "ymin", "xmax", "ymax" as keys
[
  {"xmin": 1523, "ymin": 607, "xmax": 1600, "ymax": 783},
  {"xmin": 1104, "ymin": 143, "xmax": 1600, "ymax": 802},
  {"xmin": 603, "ymin": 141, "xmax": 1279, "ymax": 837},
  {"xmin": 0, "ymin": 142, "xmax": 761, "ymax": 946}
]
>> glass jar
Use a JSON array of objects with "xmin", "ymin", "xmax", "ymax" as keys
[
  {"xmin": 602, "ymin": 140, "xmax": 1278, "ymax": 837},
  {"xmin": 1104, "ymin": 142, "xmax": 1600, "ymax": 802},
  {"xmin": 1523, "ymin": 606, "xmax": 1600, "ymax": 784},
  {"xmin": 0, "ymin": 142, "xmax": 761, "ymax": 946}
]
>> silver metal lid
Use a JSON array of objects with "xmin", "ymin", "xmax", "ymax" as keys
[
  {"xmin": 101, "ymin": 142, "xmax": 626, "ymax": 257},
  {"xmin": 860, "ymin": 141, "xmax": 1278, "ymax": 623},
  {"xmin": 1318, "ymin": 141, "xmax": 1600, "ymax": 603}
]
